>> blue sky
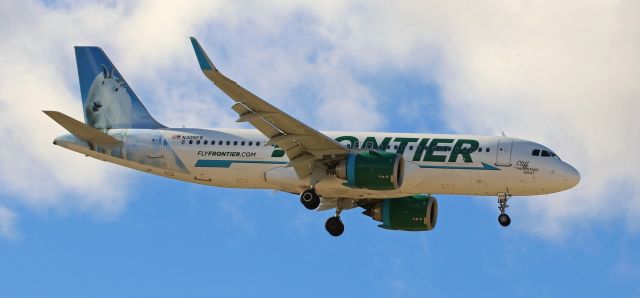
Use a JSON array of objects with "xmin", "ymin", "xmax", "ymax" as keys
[
  {"xmin": 1, "ymin": 1, "xmax": 639, "ymax": 297},
  {"xmin": 2, "ymin": 176, "xmax": 639, "ymax": 297}
]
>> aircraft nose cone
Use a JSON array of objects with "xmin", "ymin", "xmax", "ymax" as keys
[{"xmin": 562, "ymin": 163, "xmax": 581, "ymax": 189}]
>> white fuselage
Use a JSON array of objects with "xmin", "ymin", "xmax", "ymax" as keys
[{"xmin": 54, "ymin": 128, "xmax": 580, "ymax": 199}]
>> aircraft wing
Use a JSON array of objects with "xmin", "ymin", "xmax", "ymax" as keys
[{"xmin": 190, "ymin": 37, "xmax": 349, "ymax": 178}]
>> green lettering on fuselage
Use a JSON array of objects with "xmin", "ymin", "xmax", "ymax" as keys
[
  {"xmin": 336, "ymin": 136, "xmax": 358, "ymax": 148},
  {"xmin": 412, "ymin": 138, "xmax": 429, "ymax": 161},
  {"xmin": 448, "ymin": 139, "xmax": 479, "ymax": 163},
  {"xmin": 423, "ymin": 138, "xmax": 454, "ymax": 162},
  {"xmin": 394, "ymin": 137, "xmax": 419, "ymax": 155},
  {"xmin": 334, "ymin": 136, "xmax": 479, "ymax": 163},
  {"xmin": 361, "ymin": 136, "xmax": 392, "ymax": 150}
]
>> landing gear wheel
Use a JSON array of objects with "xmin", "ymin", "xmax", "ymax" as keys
[
  {"xmin": 325, "ymin": 216, "xmax": 344, "ymax": 237},
  {"xmin": 497, "ymin": 192, "xmax": 512, "ymax": 227},
  {"xmin": 300, "ymin": 189, "xmax": 320, "ymax": 210},
  {"xmin": 498, "ymin": 213, "xmax": 511, "ymax": 227}
]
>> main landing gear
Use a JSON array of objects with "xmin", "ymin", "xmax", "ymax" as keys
[
  {"xmin": 497, "ymin": 193, "xmax": 512, "ymax": 227},
  {"xmin": 298, "ymin": 189, "xmax": 347, "ymax": 237},
  {"xmin": 300, "ymin": 189, "xmax": 320, "ymax": 210},
  {"xmin": 325, "ymin": 200, "xmax": 345, "ymax": 237}
]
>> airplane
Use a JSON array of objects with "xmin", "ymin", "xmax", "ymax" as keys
[{"xmin": 44, "ymin": 37, "xmax": 580, "ymax": 237}]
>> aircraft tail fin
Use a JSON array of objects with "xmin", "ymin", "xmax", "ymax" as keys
[
  {"xmin": 74, "ymin": 46, "xmax": 165, "ymax": 130},
  {"xmin": 44, "ymin": 111, "xmax": 122, "ymax": 148}
]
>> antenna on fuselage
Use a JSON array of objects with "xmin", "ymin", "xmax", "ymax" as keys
[{"xmin": 501, "ymin": 131, "xmax": 507, "ymax": 137}]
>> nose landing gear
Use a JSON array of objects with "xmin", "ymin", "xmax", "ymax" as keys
[{"xmin": 497, "ymin": 193, "xmax": 512, "ymax": 227}]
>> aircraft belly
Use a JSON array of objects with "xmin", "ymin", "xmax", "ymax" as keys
[
  {"xmin": 469, "ymin": 167, "xmax": 543, "ymax": 196},
  {"xmin": 416, "ymin": 168, "xmax": 474, "ymax": 194},
  {"xmin": 314, "ymin": 179, "xmax": 411, "ymax": 199},
  {"xmin": 195, "ymin": 164, "xmax": 274, "ymax": 189}
]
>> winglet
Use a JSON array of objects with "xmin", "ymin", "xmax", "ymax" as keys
[{"xmin": 189, "ymin": 37, "xmax": 215, "ymax": 71}]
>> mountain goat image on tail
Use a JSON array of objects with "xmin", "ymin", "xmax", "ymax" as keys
[{"xmin": 84, "ymin": 66, "xmax": 133, "ymax": 130}]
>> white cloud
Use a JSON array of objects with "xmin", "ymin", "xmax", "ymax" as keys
[
  {"xmin": 0, "ymin": 0, "xmax": 230, "ymax": 216},
  {"xmin": 294, "ymin": 1, "xmax": 640, "ymax": 237},
  {"xmin": 0, "ymin": 0, "xmax": 637, "ymax": 239},
  {"xmin": 0, "ymin": 0, "xmax": 385, "ymax": 231},
  {"xmin": 0, "ymin": 206, "xmax": 18, "ymax": 240},
  {"xmin": 420, "ymin": 1, "xmax": 640, "ymax": 237},
  {"xmin": 208, "ymin": 0, "xmax": 640, "ymax": 237}
]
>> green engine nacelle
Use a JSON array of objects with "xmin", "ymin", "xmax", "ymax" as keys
[
  {"xmin": 366, "ymin": 195, "xmax": 438, "ymax": 231},
  {"xmin": 336, "ymin": 151, "xmax": 404, "ymax": 190}
]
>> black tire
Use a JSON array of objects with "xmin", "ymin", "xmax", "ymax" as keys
[
  {"xmin": 325, "ymin": 216, "xmax": 345, "ymax": 237},
  {"xmin": 300, "ymin": 189, "xmax": 320, "ymax": 210},
  {"xmin": 498, "ymin": 213, "xmax": 511, "ymax": 227}
]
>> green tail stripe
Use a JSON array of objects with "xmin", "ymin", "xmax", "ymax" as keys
[
  {"xmin": 419, "ymin": 162, "xmax": 500, "ymax": 171},
  {"xmin": 195, "ymin": 160, "xmax": 287, "ymax": 168},
  {"xmin": 196, "ymin": 160, "xmax": 499, "ymax": 170}
]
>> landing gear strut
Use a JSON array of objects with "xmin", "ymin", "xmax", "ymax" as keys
[
  {"xmin": 325, "ymin": 199, "xmax": 345, "ymax": 237},
  {"xmin": 497, "ymin": 193, "xmax": 512, "ymax": 227},
  {"xmin": 300, "ymin": 189, "xmax": 320, "ymax": 210}
]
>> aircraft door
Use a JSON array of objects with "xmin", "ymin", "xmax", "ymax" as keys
[
  {"xmin": 148, "ymin": 133, "xmax": 164, "ymax": 158},
  {"xmin": 495, "ymin": 139, "xmax": 513, "ymax": 166}
]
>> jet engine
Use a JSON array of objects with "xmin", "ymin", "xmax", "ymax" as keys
[
  {"xmin": 362, "ymin": 195, "xmax": 438, "ymax": 231},
  {"xmin": 336, "ymin": 151, "xmax": 404, "ymax": 190}
]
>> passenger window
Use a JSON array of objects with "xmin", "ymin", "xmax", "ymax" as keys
[
  {"xmin": 409, "ymin": 146, "xmax": 414, "ymax": 150},
  {"xmin": 486, "ymin": 148, "xmax": 490, "ymax": 152},
  {"xmin": 226, "ymin": 141, "xmax": 230, "ymax": 145},
  {"xmin": 532, "ymin": 149, "xmax": 540, "ymax": 156},
  {"xmin": 241, "ymin": 141, "xmax": 245, "ymax": 146},
  {"xmin": 189, "ymin": 140, "xmax": 193, "ymax": 145},
  {"xmin": 394, "ymin": 145, "xmax": 398, "ymax": 149},
  {"xmin": 204, "ymin": 140, "xmax": 208, "ymax": 145},
  {"xmin": 478, "ymin": 148, "xmax": 483, "ymax": 152},
  {"xmin": 233, "ymin": 141, "xmax": 238, "ymax": 146},
  {"xmin": 249, "ymin": 141, "xmax": 253, "ymax": 146},
  {"xmin": 541, "ymin": 150, "xmax": 551, "ymax": 157},
  {"xmin": 211, "ymin": 140, "xmax": 215, "ymax": 145},
  {"xmin": 347, "ymin": 144, "xmax": 352, "ymax": 149},
  {"xmin": 256, "ymin": 141, "xmax": 261, "ymax": 146},
  {"xmin": 196, "ymin": 140, "xmax": 201, "ymax": 145}
]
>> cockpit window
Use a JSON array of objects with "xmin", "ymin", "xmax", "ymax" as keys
[
  {"xmin": 532, "ymin": 149, "xmax": 540, "ymax": 156},
  {"xmin": 541, "ymin": 150, "xmax": 551, "ymax": 157}
]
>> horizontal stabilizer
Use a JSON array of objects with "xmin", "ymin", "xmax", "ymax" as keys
[{"xmin": 44, "ymin": 110, "xmax": 122, "ymax": 148}]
